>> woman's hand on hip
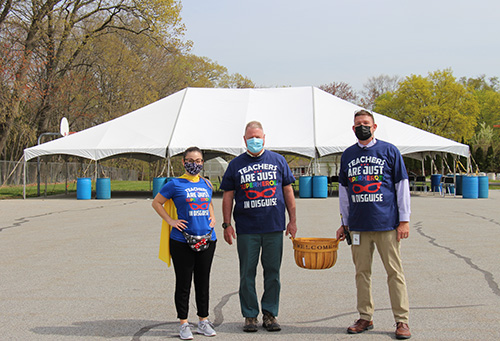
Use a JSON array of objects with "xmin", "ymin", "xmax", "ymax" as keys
[{"xmin": 170, "ymin": 219, "xmax": 188, "ymax": 231}]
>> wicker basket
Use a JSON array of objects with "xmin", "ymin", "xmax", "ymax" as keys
[{"xmin": 292, "ymin": 237, "xmax": 340, "ymax": 270}]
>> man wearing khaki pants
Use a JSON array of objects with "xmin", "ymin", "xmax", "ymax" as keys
[{"xmin": 336, "ymin": 109, "xmax": 411, "ymax": 340}]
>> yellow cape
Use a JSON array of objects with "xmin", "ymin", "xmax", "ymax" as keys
[{"xmin": 158, "ymin": 174, "xmax": 201, "ymax": 266}]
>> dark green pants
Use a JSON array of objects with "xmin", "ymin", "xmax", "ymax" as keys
[{"xmin": 236, "ymin": 231, "xmax": 283, "ymax": 318}]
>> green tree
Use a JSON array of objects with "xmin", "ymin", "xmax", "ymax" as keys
[
  {"xmin": 461, "ymin": 76, "xmax": 500, "ymax": 129},
  {"xmin": 374, "ymin": 69, "xmax": 480, "ymax": 142},
  {"xmin": 218, "ymin": 73, "xmax": 255, "ymax": 89},
  {"xmin": 486, "ymin": 145, "xmax": 495, "ymax": 171},
  {"xmin": 474, "ymin": 147, "xmax": 485, "ymax": 171},
  {"xmin": 470, "ymin": 122, "xmax": 496, "ymax": 152},
  {"xmin": 157, "ymin": 53, "xmax": 254, "ymax": 91}
]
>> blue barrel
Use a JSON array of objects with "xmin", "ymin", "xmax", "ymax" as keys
[
  {"xmin": 478, "ymin": 176, "xmax": 489, "ymax": 198},
  {"xmin": 312, "ymin": 175, "xmax": 328, "ymax": 198},
  {"xmin": 299, "ymin": 176, "xmax": 312, "ymax": 198},
  {"xmin": 431, "ymin": 174, "xmax": 442, "ymax": 192},
  {"xmin": 96, "ymin": 177, "xmax": 111, "ymax": 199},
  {"xmin": 455, "ymin": 175, "xmax": 463, "ymax": 195},
  {"xmin": 77, "ymin": 177, "xmax": 92, "ymax": 200},
  {"xmin": 462, "ymin": 176, "xmax": 478, "ymax": 199},
  {"xmin": 153, "ymin": 177, "xmax": 167, "ymax": 198}
]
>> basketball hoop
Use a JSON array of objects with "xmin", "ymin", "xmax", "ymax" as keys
[{"xmin": 60, "ymin": 117, "xmax": 69, "ymax": 137}]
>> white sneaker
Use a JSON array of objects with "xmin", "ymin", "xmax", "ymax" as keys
[
  {"xmin": 179, "ymin": 323, "xmax": 194, "ymax": 340},
  {"xmin": 197, "ymin": 319, "xmax": 216, "ymax": 336}
]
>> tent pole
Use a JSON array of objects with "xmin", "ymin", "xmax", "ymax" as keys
[
  {"xmin": 65, "ymin": 158, "xmax": 68, "ymax": 195},
  {"xmin": 167, "ymin": 156, "xmax": 171, "ymax": 177},
  {"xmin": 306, "ymin": 158, "xmax": 313, "ymax": 176},
  {"xmin": 37, "ymin": 157, "xmax": 40, "ymax": 196},
  {"xmin": 23, "ymin": 156, "xmax": 26, "ymax": 199},
  {"xmin": 44, "ymin": 159, "xmax": 47, "ymax": 197},
  {"xmin": 453, "ymin": 156, "xmax": 457, "ymax": 197},
  {"xmin": 95, "ymin": 160, "xmax": 98, "ymax": 193}
]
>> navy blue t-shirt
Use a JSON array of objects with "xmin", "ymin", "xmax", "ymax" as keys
[
  {"xmin": 159, "ymin": 177, "xmax": 216, "ymax": 243},
  {"xmin": 339, "ymin": 140, "xmax": 408, "ymax": 232},
  {"xmin": 220, "ymin": 150, "xmax": 295, "ymax": 234}
]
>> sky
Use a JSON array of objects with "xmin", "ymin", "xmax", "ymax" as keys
[{"xmin": 180, "ymin": 0, "xmax": 500, "ymax": 92}]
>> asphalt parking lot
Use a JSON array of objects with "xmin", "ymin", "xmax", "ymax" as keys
[{"xmin": 1, "ymin": 190, "xmax": 499, "ymax": 340}]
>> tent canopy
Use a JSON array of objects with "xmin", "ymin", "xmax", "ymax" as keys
[{"xmin": 24, "ymin": 87, "xmax": 469, "ymax": 162}]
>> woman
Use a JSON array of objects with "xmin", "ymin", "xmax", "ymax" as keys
[{"xmin": 152, "ymin": 147, "xmax": 217, "ymax": 340}]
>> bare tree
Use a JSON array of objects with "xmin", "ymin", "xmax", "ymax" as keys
[
  {"xmin": 360, "ymin": 74, "xmax": 401, "ymax": 110},
  {"xmin": 0, "ymin": 0, "xmax": 186, "ymax": 158},
  {"xmin": 318, "ymin": 81, "xmax": 358, "ymax": 103}
]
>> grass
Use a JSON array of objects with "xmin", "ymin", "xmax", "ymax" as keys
[
  {"xmin": 0, "ymin": 180, "xmax": 152, "ymax": 199},
  {"xmin": 0, "ymin": 183, "xmax": 73, "ymax": 199},
  {"xmin": 0, "ymin": 180, "xmax": 225, "ymax": 199}
]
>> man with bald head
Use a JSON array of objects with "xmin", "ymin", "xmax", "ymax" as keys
[{"xmin": 220, "ymin": 121, "xmax": 297, "ymax": 333}]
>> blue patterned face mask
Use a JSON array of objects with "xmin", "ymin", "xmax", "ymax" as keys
[
  {"xmin": 184, "ymin": 162, "xmax": 203, "ymax": 175},
  {"xmin": 246, "ymin": 137, "xmax": 264, "ymax": 154}
]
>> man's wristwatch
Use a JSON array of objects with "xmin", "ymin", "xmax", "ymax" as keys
[{"xmin": 222, "ymin": 222, "xmax": 232, "ymax": 229}]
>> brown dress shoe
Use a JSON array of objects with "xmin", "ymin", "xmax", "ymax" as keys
[
  {"xmin": 347, "ymin": 319, "xmax": 374, "ymax": 334},
  {"xmin": 395, "ymin": 322, "xmax": 411, "ymax": 339}
]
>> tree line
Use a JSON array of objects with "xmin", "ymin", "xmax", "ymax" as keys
[
  {"xmin": 1, "ymin": 1, "xmax": 498, "ymax": 174},
  {"xmin": 319, "ymin": 71, "xmax": 500, "ymax": 173},
  {"xmin": 0, "ymin": 0, "xmax": 253, "ymax": 162}
]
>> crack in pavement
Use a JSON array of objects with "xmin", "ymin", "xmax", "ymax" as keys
[
  {"xmin": 414, "ymin": 220, "xmax": 500, "ymax": 298},
  {"xmin": 464, "ymin": 212, "xmax": 500, "ymax": 227},
  {"xmin": 131, "ymin": 291, "xmax": 238, "ymax": 340},
  {"xmin": 212, "ymin": 290, "xmax": 238, "ymax": 326},
  {"xmin": 0, "ymin": 201, "xmax": 138, "ymax": 233},
  {"xmin": 131, "ymin": 301, "xmax": 484, "ymax": 338}
]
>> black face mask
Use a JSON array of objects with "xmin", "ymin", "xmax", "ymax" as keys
[{"xmin": 355, "ymin": 125, "xmax": 372, "ymax": 141}]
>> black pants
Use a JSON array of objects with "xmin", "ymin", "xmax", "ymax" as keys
[{"xmin": 169, "ymin": 238, "xmax": 216, "ymax": 319}]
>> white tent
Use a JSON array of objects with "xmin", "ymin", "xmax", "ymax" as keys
[{"xmin": 24, "ymin": 86, "xmax": 469, "ymax": 162}]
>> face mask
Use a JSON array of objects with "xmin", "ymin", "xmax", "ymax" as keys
[
  {"xmin": 355, "ymin": 125, "xmax": 372, "ymax": 141},
  {"xmin": 246, "ymin": 137, "xmax": 264, "ymax": 154},
  {"xmin": 184, "ymin": 162, "xmax": 203, "ymax": 175}
]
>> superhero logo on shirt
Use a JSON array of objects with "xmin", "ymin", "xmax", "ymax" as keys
[
  {"xmin": 237, "ymin": 163, "xmax": 278, "ymax": 209},
  {"xmin": 185, "ymin": 187, "xmax": 210, "ymax": 216},
  {"xmin": 347, "ymin": 156, "xmax": 386, "ymax": 203}
]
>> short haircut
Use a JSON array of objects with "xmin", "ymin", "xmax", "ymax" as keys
[
  {"xmin": 245, "ymin": 121, "xmax": 264, "ymax": 132},
  {"xmin": 354, "ymin": 109, "xmax": 375, "ymax": 124},
  {"xmin": 183, "ymin": 146, "xmax": 203, "ymax": 160}
]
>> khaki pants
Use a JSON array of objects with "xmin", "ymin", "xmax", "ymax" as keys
[{"xmin": 351, "ymin": 229, "xmax": 409, "ymax": 323}]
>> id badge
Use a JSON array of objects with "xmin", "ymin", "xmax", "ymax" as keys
[{"xmin": 352, "ymin": 232, "xmax": 360, "ymax": 245}]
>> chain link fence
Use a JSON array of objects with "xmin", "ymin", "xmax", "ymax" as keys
[{"xmin": 1, "ymin": 160, "xmax": 138, "ymax": 187}]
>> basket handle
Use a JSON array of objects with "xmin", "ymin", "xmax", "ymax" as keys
[{"xmin": 289, "ymin": 236, "xmax": 340, "ymax": 243}]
